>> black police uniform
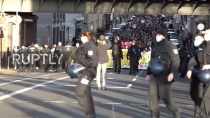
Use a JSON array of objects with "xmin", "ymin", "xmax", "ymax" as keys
[
  {"xmin": 112, "ymin": 43, "xmax": 122, "ymax": 73},
  {"xmin": 28, "ymin": 46, "xmax": 39, "ymax": 72},
  {"xmin": 63, "ymin": 43, "xmax": 74, "ymax": 73},
  {"xmin": 147, "ymin": 30, "xmax": 181, "ymax": 118},
  {"xmin": 54, "ymin": 46, "xmax": 64, "ymax": 72},
  {"xmin": 127, "ymin": 44, "xmax": 141, "ymax": 75},
  {"xmin": 72, "ymin": 46, "xmax": 79, "ymax": 62},
  {"xmin": 41, "ymin": 48, "xmax": 51, "ymax": 72},
  {"xmin": 74, "ymin": 40, "xmax": 99, "ymax": 118},
  {"xmin": 17, "ymin": 47, "xmax": 28, "ymax": 72},
  {"xmin": 188, "ymin": 42, "xmax": 210, "ymax": 118}
]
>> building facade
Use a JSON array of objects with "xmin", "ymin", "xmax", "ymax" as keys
[{"xmin": 33, "ymin": 13, "xmax": 53, "ymax": 47}]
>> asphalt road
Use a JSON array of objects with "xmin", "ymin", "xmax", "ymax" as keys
[{"xmin": 0, "ymin": 69, "xmax": 194, "ymax": 118}]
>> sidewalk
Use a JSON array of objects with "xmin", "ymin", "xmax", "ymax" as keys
[{"xmin": 0, "ymin": 68, "xmax": 17, "ymax": 74}]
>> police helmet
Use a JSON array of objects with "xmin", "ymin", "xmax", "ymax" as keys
[
  {"xmin": 150, "ymin": 61, "xmax": 165, "ymax": 77},
  {"xmin": 198, "ymin": 70, "xmax": 210, "ymax": 84},
  {"xmin": 68, "ymin": 64, "xmax": 85, "ymax": 79}
]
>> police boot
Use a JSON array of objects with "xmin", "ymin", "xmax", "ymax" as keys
[
  {"xmin": 150, "ymin": 112, "xmax": 159, "ymax": 118},
  {"xmin": 174, "ymin": 108, "xmax": 181, "ymax": 118}
]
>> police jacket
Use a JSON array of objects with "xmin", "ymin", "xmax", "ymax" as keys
[
  {"xmin": 195, "ymin": 41, "xmax": 210, "ymax": 117},
  {"xmin": 28, "ymin": 46, "xmax": 38, "ymax": 55},
  {"xmin": 179, "ymin": 47, "xmax": 197, "ymax": 78},
  {"xmin": 41, "ymin": 48, "xmax": 51, "ymax": 58},
  {"xmin": 72, "ymin": 46, "xmax": 79, "ymax": 60},
  {"xmin": 74, "ymin": 41, "xmax": 99, "ymax": 78},
  {"xmin": 147, "ymin": 39, "xmax": 180, "ymax": 83},
  {"xmin": 54, "ymin": 46, "xmax": 63, "ymax": 58},
  {"xmin": 63, "ymin": 43, "xmax": 74, "ymax": 59},
  {"xmin": 127, "ymin": 44, "xmax": 141, "ymax": 59},
  {"xmin": 188, "ymin": 43, "xmax": 210, "ymax": 71},
  {"xmin": 18, "ymin": 48, "xmax": 28, "ymax": 59}
]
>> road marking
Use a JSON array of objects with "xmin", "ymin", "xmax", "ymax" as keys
[
  {"xmin": 11, "ymin": 101, "xmax": 33, "ymax": 103},
  {"xmin": 39, "ymin": 85, "xmax": 129, "ymax": 89},
  {"xmin": 72, "ymin": 102, "xmax": 78, "ymax": 104},
  {"xmin": 112, "ymin": 104, "xmax": 116, "ymax": 118},
  {"xmin": 139, "ymin": 70, "xmax": 144, "ymax": 75},
  {"xmin": 0, "ymin": 76, "xmax": 69, "ymax": 101},
  {"xmin": 0, "ymin": 73, "xmax": 56, "ymax": 87},
  {"xmin": 0, "ymin": 77, "xmax": 4, "ymax": 78},
  {"xmin": 127, "ymin": 84, "xmax": 132, "ymax": 88},
  {"xmin": 132, "ymin": 78, "xmax": 137, "ymax": 81},
  {"xmin": 43, "ymin": 101, "xmax": 65, "ymax": 103},
  {"xmin": 103, "ymin": 103, "xmax": 122, "ymax": 105},
  {"xmin": 159, "ymin": 104, "xmax": 166, "ymax": 106},
  {"xmin": 94, "ymin": 77, "xmax": 115, "ymax": 81},
  {"xmin": 187, "ymin": 105, "xmax": 195, "ymax": 107},
  {"xmin": 130, "ymin": 103, "xmax": 147, "ymax": 106}
]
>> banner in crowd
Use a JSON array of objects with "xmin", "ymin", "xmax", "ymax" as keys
[{"xmin": 107, "ymin": 49, "xmax": 151, "ymax": 69}]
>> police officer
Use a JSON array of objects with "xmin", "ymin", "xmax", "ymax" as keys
[
  {"xmin": 187, "ymin": 32, "xmax": 210, "ymax": 117},
  {"xmin": 146, "ymin": 28, "xmax": 181, "ymax": 118},
  {"xmin": 63, "ymin": 40, "xmax": 74, "ymax": 73},
  {"xmin": 198, "ymin": 28, "xmax": 210, "ymax": 118},
  {"xmin": 41, "ymin": 45, "xmax": 51, "ymax": 72},
  {"xmin": 54, "ymin": 42, "xmax": 64, "ymax": 72},
  {"xmin": 127, "ymin": 40, "xmax": 141, "ymax": 75},
  {"xmin": 112, "ymin": 36, "xmax": 122, "ymax": 74},
  {"xmin": 72, "ymin": 43, "xmax": 80, "ymax": 63},
  {"xmin": 74, "ymin": 30, "xmax": 98, "ymax": 118},
  {"xmin": 17, "ymin": 45, "xmax": 28, "ymax": 72},
  {"xmin": 28, "ymin": 43, "xmax": 39, "ymax": 72}
]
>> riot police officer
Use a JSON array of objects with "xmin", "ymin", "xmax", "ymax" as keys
[
  {"xmin": 187, "ymin": 31, "xmax": 210, "ymax": 118},
  {"xmin": 54, "ymin": 42, "xmax": 64, "ymax": 72},
  {"xmin": 28, "ymin": 43, "xmax": 39, "ymax": 72},
  {"xmin": 41, "ymin": 45, "xmax": 51, "ymax": 72},
  {"xmin": 72, "ymin": 43, "xmax": 80, "ymax": 63},
  {"xmin": 17, "ymin": 45, "xmax": 28, "ymax": 72},
  {"xmin": 146, "ymin": 28, "xmax": 181, "ymax": 118},
  {"xmin": 127, "ymin": 40, "xmax": 141, "ymax": 75},
  {"xmin": 74, "ymin": 30, "xmax": 99, "ymax": 118},
  {"xmin": 63, "ymin": 40, "xmax": 74, "ymax": 73}
]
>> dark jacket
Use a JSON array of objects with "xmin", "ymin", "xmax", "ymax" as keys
[
  {"xmin": 74, "ymin": 41, "xmax": 99, "ymax": 78},
  {"xmin": 97, "ymin": 40, "xmax": 112, "ymax": 64},
  {"xmin": 112, "ymin": 43, "xmax": 122, "ymax": 58}
]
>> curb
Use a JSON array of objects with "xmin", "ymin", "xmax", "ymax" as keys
[{"xmin": 0, "ymin": 70, "xmax": 17, "ymax": 74}]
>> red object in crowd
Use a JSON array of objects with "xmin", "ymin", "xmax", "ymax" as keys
[
  {"xmin": 138, "ymin": 45, "xmax": 141, "ymax": 48},
  {"xmin": 121, "ymin": 42, "xmax": 125, "ymax": 48}
]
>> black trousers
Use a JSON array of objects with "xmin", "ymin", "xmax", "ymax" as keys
[
  {"xmin": 56, "ymin": 57, "xmax": 63, "ymax": 72},
  {"xmin": 43, "ymin": 58, "xmax": 49, "ymax": 72},
  {"xmin": 19, "ymin": 59, "xmax": 26, "ymax": 72},
  {"xmin": 190, "ymin": 77, "xmax": 204, "ymax": 115},
  {"xmin": 113, "ymin": 55, "xmax": 121, "ymax": 72},
  {"xmin": 130, "ymin": 56, "xmax": 138, "ymax": 73},
  {"xmin": 148, "ymin": 78, "xmax": 180, "ymax": 117},
  {"xmin": 30, "ymin": 60, "xmax": 36, "ymax": 72},
  {"xmin": 64, "ymin": 57, "xmax": 71, "ymax": 73},
  {"xmin": 75, "ymin": 75, "xmax": 96, "ymax": 118}
]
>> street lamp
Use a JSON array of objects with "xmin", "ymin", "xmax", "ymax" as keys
[{"xmin": 46, "ymin": 25, "xmax": 51, "ymax": 45}]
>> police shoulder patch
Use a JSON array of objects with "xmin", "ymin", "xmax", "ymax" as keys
[
  {"xmin": 88, "ymin": 51, "xmax": 93, "ymax": 56},
  {"xmin": 173, "ymin": 49, "xmax": 178, "ymax": 54}
]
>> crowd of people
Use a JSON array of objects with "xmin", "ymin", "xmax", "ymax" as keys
[{"xmin": 10, "ymin": 14, "xmax": 210, "ymax": 118}]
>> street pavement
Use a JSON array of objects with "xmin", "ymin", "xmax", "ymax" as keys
[{"xmin": 0, "ymin": 69, "xmax": 194, "ymax": 118}]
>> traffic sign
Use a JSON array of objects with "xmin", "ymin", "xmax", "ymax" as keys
[{"xmin": 197, "ymin": 23, "xmax": 204, "ymax": 30}]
